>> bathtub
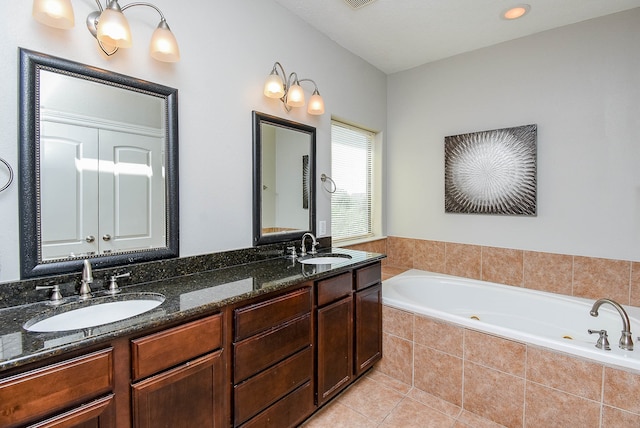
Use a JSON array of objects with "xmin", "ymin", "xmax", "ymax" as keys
[{"xmin": 382, "ymin": 269, "xmax": 640, "ymax": 372}]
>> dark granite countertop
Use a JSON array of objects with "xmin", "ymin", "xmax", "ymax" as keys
[{"xmin": 0, "ymin": 248, "xmax": 384, "ymax": 373}]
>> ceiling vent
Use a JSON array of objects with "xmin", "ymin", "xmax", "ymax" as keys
[{"xmin": 343, "ymin": 0, "xmax": 377, "ymax": 10}]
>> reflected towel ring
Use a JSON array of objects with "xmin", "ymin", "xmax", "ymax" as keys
[
  {"xmin": 0, "ymin": 157, "xmax": 13, "ymax": 193},
  {"xmin": 321, "ymin": 173, "xmax": 337, "ymax": 193}
]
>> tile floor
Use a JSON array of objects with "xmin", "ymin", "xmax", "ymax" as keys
[{"xmin": 301, "ymin": 368, "xmax": 505, "ymax": 428}]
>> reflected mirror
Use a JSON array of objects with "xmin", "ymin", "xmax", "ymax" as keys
[
  {"xmin": 19, "ymin": 49, "xmax": 179, "ymax": 278},
  {"xmin": 252, "ymin": 111, "xmax": 316, "ymax": 245}
]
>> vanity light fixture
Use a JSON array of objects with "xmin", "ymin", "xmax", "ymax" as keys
[
  {"xmin": 502, "ymin": 4, "xmax": 531, "ymax": 20},
  {"xmin": 32, "ymin": 0, "xmax": 180, "ymax": 62},
  {"xmin": 263, "ymin": 62, "xmax": 325, "ymax": 115}
]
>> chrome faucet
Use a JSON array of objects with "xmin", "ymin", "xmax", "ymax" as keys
[
  {"xmin": 300, "ymin": 232, "xmax": 318, "ymax": 256},
  {"xmin": 79, "ymin": 259, "xmax": 93, "ymax": 300},
  {"xmin": 590, "ymin": 298, "xmax": 633, "ymax": 351}
]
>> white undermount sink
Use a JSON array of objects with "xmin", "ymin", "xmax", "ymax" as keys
[
  {"xmin": 298, "ymin": 254, "xmax": 353, "ymax": 265},
  {"xmin": 24, "ymin": 293, "xmax": 165, "ymax": 332}
]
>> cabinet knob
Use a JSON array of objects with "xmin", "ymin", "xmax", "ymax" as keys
[
  {"xmin": 85, "ymin": 235, "xmax": 95, "ymax": 243},
  {"xmin": 102, "ymin": 234, "xmax": 111, "ymax": 241}
]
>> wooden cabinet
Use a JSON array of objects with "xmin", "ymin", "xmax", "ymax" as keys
[
  {"xmin": 316, "ymin": 272, "xmax": 353, "ymax": 405},
  {"xmin": 315, "ymin": 262, "xmax": 383, "ymax": 405},
  {"xmin": 1, "ymin": 257, "xmax": 383, "ymax": 428},
  {"xmin": 232, "ymin": 286, "xmax": 314, "ymax": 427},
  {"xmin": 0, "ymin": 348, "xmax": 114, "ymax": 428},
  {"xmin": 130, "ymin": 313, "xmax": 225, "ymax": 428},
  {"xmin": 354, "ymin": 263, "xmax": 383, "ymax": 375}
]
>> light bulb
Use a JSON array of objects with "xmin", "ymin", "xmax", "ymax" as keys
[
  {"xmin": 307, "ymin": 91, "xmax": 325, "ymax": 115},
  {"xmin": 32, "ymin": 0, "xmax": 75, "ymax": 30},
  {"xmin": 264, "ymin": 73, "xmax": 285, "ymax": 98},
  {"xmin": 96, "ymin": 1, "xmax": 132, "ymax": 48},
  {"xmin": 286, "ymin": 83, "xmax": 305, "ymax": 108},
  {"xmin": 150, "ymin": 20, "xmax": 180, "ymax": 62}
]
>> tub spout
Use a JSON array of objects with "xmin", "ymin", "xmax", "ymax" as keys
[{"xmin": 590, "ymin": 298, "xmax": 633, "ymax": 351}]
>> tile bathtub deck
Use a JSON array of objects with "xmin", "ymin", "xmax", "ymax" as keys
[{"xmin": 301, "ymin": 369, "xmax": 506, "ymax": 428}]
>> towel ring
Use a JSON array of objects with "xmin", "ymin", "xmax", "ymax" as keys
[
  {"xmin": 320, "ymin": 173, "xmax": 337, "ymax": 194},
  {"xmin": 0, "ymin": 157, "xmax": 13, "ymax": 193}
]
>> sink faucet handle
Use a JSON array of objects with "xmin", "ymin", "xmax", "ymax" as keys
[
  {"xmin": 285, "ymin": 246, "xmax": 298, "ymax": 259},
  {"xmin": 107, "ymin": 272, "xmax": 131, "ymax": 294},
  {"xmin": 588, "ymin": 329, "xmax": 611, "ymax": 350},
  {"xmin": 36, "ymin": 284, "xmax": 64, "ymax": 304}
]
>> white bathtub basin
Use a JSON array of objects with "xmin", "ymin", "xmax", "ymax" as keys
[{"xmin": 383, "ymin": 269, "xmax": 640, "ymax": 372}]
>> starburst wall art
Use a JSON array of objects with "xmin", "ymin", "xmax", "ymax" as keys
[{"xmin": 444, "ymin": 124, "xmax": 537, "ymax": 215}]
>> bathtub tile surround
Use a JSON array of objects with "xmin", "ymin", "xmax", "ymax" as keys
[
  {"xmin": 341, "ymin": 238, "xmax": 640, "ymax": 426},
  {"xmin": 522, "ymin": 251, "xmax": 573, "ymax": 295},
  {"xmin": 481, "ymin": 247, "xmax": 523, "ymax": 287},
  {"xmin": 573, "ymin": 256, "xmax": 632, "ymax": 303},
  {"xmin": 527, "ymin": 347, "xmax": 602, "ymax": 401},
  {"xmin": 379, "ymin": 305, "xmax": 640, "ymax": 427},
  {"xmin": 375, "ymin": 236, "xmax": 640, "ymax": 306}
]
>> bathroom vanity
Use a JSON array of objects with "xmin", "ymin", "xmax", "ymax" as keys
[{"xmin": 0, "ymin": 249, "xmax": 383, "ymax": 427}]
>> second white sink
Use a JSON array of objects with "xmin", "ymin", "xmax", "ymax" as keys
[{"xmin": 298, "ymin": 254, "xmax": 353, "ymax": 265}]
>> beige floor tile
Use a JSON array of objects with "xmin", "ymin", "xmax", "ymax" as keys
[
  {"xmin": 338, "ymin": 377, "xmax": 405, "ymax": 423},
  {"xmin": 366, "ymin": 368, "xmax": 412, "ymax": 395},
  {"xmin": 407, "ymin": 387, "xmax": 462, "ymax": 418},
  {"xmin": 454, "ymin": 410, "xmax": 508, "ymax": 428},
  {"xmin": 381, "ymin": 397, "xmax": 456, "ymax": 428},
  {"xmin": 301, "ymin": 401, "xmax": 378, "ymax": 428}
]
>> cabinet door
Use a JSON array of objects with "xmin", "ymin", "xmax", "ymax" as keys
[
  {"xmin": 316, "ymin": 295, "xmax": 353, "ymax": 406},
  {"xmin": 132, "ymin": 350, "xmax": 225, "ymax": 428},
  {"xmin": 355, "ymin": 283, "xmax": 382, "ymax": 375}
]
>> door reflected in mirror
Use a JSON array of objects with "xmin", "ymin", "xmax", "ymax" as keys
[
  {"xmin": 19, "ymin": 49, "xmax": 179, "ymax": 278},
  {"xmin": 39, "ymin": 71, "xmax": 167, "ymax": 261},
  {"xmin": 253, "ymin": 111, "xmax": 316, "ymax": 245}
]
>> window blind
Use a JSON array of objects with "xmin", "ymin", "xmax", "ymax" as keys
[{"xmin": 331, "ymin": 121, "xmax": 374, "ymax": 242}]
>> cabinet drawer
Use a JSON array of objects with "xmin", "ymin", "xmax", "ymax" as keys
[
  {"xmin": 240, "ymin": 381, "xmax": 314, "ymax": 428},
  {"xmin": 0, "ymin": 348, "xmax": 113, "ymax": 428},
  {"xmin": 234, "ymin": 314, "xmax": 311, "ymax": 383},
  {"xmin": 356, "ymin": 262, "xmax": 381, "ymax": 290},
  {"xmin": 131, "ymin": 313, "xmax": 223, "ymax": 381},
  {"xmin": 234, "ymin": 287, "xmax": 311, "ymax": 341},
  {"xmin": 234, "ymin": 348, "xmax": 312, "ymax": 426},
  {"xmin": 317, "ymin": 272, "xmax": 352, "ymax": 306}
]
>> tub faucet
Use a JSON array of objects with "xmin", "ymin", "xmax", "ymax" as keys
[
  {"xmin": 79, "ymin": 259, "xmax": 93, "ymax": 300},
  {"xmin": 590, "ymin": 298, "xmax": 633, "ymax": 351},
  {"xmin": 300, "ymin": 233, "xmax": 318, "ymax": 256}
]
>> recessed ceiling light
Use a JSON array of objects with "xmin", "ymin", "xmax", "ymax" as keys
[{"xmin": 502, "ymin": 4, "xmax": 531, "ymax": 20}]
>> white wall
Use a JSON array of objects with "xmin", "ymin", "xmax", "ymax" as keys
[
  {"xmin": 0, "ymin": 0, "xmax": 387, "ymax": 282},
  {"xmin": 387, "ymin": 9, "xmax": 640, "ymax": 261}
]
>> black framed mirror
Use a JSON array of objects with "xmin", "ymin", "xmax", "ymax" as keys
[
  {"xmin": 19, "ymin": 48, "xmax": 179, "ymax": 278},
  {"xmin": 252, "ymin": 111, "xmax": 316, "ymax": 246}
]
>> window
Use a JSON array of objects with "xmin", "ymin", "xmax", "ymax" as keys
[{"xmin": 331, "ymin": 120, "xmax": 377, "ymax": 243}]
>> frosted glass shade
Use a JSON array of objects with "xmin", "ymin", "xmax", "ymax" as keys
[
  {"xmin": 307, "ymin": 92, "xmax": 325, "ymax": 115},
  {"xmin": 263, "ymin": 73, "xmax": 285, "ymax": 98},
  {"xmin": 32, "ymin": 0, "xmax": 75, "ymax": 30},
  {"xmin": 150, "ymin": 21, "xmax": 180, "ymax": 62},
  {"xmin": 97, "ymin": 7, "xmax": 132, "ymax": 48},
  {"xmin": 286, "ymin": 83, "xmax": 305, "ymax": 107}
]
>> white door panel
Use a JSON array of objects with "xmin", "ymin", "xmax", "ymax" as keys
[
  {"xmin": 40, "ymin": 121, "xmax": 99, "ymax": 260},
  {"xmin": 99, "ymin": 130, "xmax": 166, "ymax": 254}
]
